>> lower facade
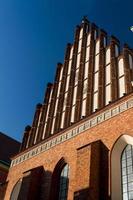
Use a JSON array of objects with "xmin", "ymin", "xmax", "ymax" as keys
[{"xmin": 4, "ymin": 95, "xmax": 133, "ymax": 200}]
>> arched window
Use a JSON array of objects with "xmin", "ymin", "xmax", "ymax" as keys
[
  {"xmin": 111, "ymin": 135, "xmax": 133, "ymax": 200},
  {"xmin": 10, "ymin": 166, "xmax": 44, "ymax": 200},
  {"xmin": 10, "ymin": 179, "xmax": 22, "ymax": 200},
  {"xmin": 121, "ymin": 144, "xmax": 133, "ymax": 200},
  {"xmin": 50, "ymin": 159, "xmax": 70, "ymax": 200},
  {"xmin": 58, "ymin": 164, "xmax": 69, "ymax": 200}
]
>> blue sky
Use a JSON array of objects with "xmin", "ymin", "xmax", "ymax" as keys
[{"xmin": 0, "ymin": 0, "xmax": 132, "ymax": 141}]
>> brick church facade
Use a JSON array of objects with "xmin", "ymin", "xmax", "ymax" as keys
[{"xmin": 4, "ymin": 18, "xmax": 133, "ymax": 200}]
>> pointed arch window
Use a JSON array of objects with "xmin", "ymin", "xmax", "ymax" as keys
[
  {"xmin": 121, "ymin": 144, "xmax": 133, "ymax": 200},
  {"xmin": 58, "ymin": 164, "xmax": 69, "ymax": 200},
  {"xmin": 10, "ymin": 179, "xmax": 22, "ymax": 200}
]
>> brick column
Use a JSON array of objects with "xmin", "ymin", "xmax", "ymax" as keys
[
  {"xmin": 36, "ymin": 83, "xmax": 53, "ymax": 143},
  {"xmin": 86, "ymin": 24, "xmax": 98, "ymax": 116},
  {"xmin": 98, "ymin": 30, "xmax": 107, "ymax": 109},
  {"xmin": 18, "ymin": 166, "xmax": 44, "ymax": 200},
  {"xmin": 110, "ymin": 36, "xmax": 119, "ymax": 102},
  {"xmin": 28, "ymin": 103, "xmax": 42, "ymax": 147},
  {"xmin": 20, "ymin": 125, "xmax": 31, "ymax": 151},
  {"xmin": 74, "ymin": 141, "xmax": 109, "ymax": 200},
  {"xmin": 54, "ymin": 43, "xmax": 71, "ymax": 133},
  {"xmin": 45, "ymin": 63, "xmax": 62, "ymax": 136},
  {"xmin": 64, "ymin": 26, "xmax": 80, "ymax": 128},
  {"xmin": 74, "ymin": 21, "xmax": 89, "ymax": 122},
  {"xmin": 123, "ymin": 44, "xmax": 133, "ymax": 94}
]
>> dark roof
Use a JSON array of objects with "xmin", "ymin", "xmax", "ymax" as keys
[{"xmin": 0, "ymin": 132, "xmax": 21, "ymax": 164}]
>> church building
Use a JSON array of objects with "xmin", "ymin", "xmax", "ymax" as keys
[{"xmin": 4, "ymin": 17, "xmax": 133, "ymax": 200}]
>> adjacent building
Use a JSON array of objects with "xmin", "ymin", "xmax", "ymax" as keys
[
  {"xmin": 0, "ymin": 132, "xmax": 20, "ymax": 199},
  {"xmin": 4, "ymin": 17, "xmax": 133, "ymax": 200}
]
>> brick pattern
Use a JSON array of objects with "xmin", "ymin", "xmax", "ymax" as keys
[
  {"xmin": 64, "ymin": 25, "xmax": 80, "ymax": 128},
  {"xmin": 28, "ymin": 103, "xmax": 42, "ymax": 147},
  {"xmin": 86, "ymin": 23, "xmax": 97, "ymax": 115},
  {"xmin": 110, "ymin": 36, "xmax": 119, "ymax": 101},
  {"xmin": 98, "ymin": 30, "xmax": 107, "ymax": 108},
  {"xmin": 123, "ymin": 44, "xmax": 133, "ymax": 94},
  {"xmin": 5, "ymin": 99, "xmax": 133, "ymax": 200},
  {"xmin": 54, "ymin": 44, "xmax": 71, "ymax": 133},
  {"xmin": 12, "ymin": 95, "xmax": 133, "ymax": 168},
  {"xmin": 74, "ymin": 21, "xmax": 88, "ymax": 122},
  {"xmin": 45, "ymin": 63, "xmax": 63, "ymax": 136},
  {"xmin": 37, "ymin": 83, "xmax": 53, "ymax": 142},
  {"xmin": 20, "ymin": 19, "xmax": 133, "ymax": 151}
]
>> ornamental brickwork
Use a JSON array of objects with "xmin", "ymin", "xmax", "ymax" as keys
[{"xmin": 4, "ymin": 17, "xmax": 133, "ymax": 200}]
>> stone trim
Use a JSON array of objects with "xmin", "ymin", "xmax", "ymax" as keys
[{"xmin": 11, "ymin": 96, "xmax": 133, "ymax": 168}]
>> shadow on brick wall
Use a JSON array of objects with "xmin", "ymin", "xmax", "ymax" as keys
[
  {"xmin": 74, "ymin": 187, "xmax": 89, "ymax": 200},
  {"xmin": 89, "ymin": 140, "xmax": 110, "ymax": 200},
  {"xmin": 74, "ymin": 140, "xmax": 111, "ymax": 200},
  {"xmin": 0, "ymin": 181, "xmax": 8, "ymax": 200},
  {"xmin": 9, "ymin": 167, "xmax": 52, "ymax": 200}
]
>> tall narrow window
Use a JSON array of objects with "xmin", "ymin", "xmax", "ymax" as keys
[
  {"xmin": 58, "ymin": 164, "xmax": 69, "ymax": 200},
  {"xmin": 121, "ymin": 144, "xmax": 133, "ymax": 200},
  {"xmin": 10, "ymin": 179, "xmax": 22, "ymax": 200}
]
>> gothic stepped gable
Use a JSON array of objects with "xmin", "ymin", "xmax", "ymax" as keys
[
  {"xmin": 4, "ymin": 17, "xmax": 133, "ymax": 200},
  {"xmin": 20, "ymin": 17, "xmax": 133, "ymax": 152}
]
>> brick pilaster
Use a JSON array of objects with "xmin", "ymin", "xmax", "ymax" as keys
[
  {"xmin": 123, "ymin": 44, "xmax": 133, "ymax": 94},
  {"xmin": 28, "ymin": 103, "xmax": 42, "ymax": 147},
  {"xmin": 20, "ymin": 125, "xmax": 31, "ymax": 151},
  {"xmin": 98, "ymin": 30, "xmax": 107, "ymax": 109},
  {"xmin": 36, "ymin": 83, "xmax": 53, "ymax": 143},
  {"xmin": 45, "ymin": 63, "xmax": 62, "ymax": 137},
  {"xmin": 86, "ymin": 24, "xmax": 98, "ymax": 116},
  {"xmin": 64, "ymin": 26, "xmax": 80, "ymax": 128},
  {"xmin": 74, "ymin": 21, "xmax": 89, "ymax": 122},
  {"xmin": 110, "ymin": 36, "xmax": 119, "ymax": 101},
  {"xmin": 54, "ymin": 43, "xmax": 71, "ymax": 133}
]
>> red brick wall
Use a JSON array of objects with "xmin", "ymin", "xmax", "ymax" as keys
[{"xmin": 4, "ymin": 100, "xmax": 133, "ymax": 200}]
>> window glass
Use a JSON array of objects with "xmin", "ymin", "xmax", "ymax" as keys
[
  {"xmin": 121, "ymin": 145, "xmax": 133, "ymax": 200},
  {"xmin": 10, "ymin": 179, "xmax": 22, "ymax": 200},
  {"xmin": 58, "ymin": 164, "xmax": 69, "ymax": 200}
]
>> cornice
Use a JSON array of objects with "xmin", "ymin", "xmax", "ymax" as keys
[{"xmin": 11, "ymin": 94, "xmax": 133, "ymax": 168}]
